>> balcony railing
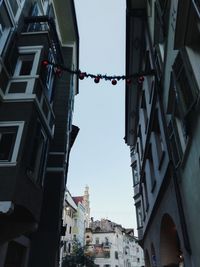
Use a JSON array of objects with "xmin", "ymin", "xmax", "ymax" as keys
[{"xmin": 24, "ymin": 16, "xmax": 64, "ymax": 65}]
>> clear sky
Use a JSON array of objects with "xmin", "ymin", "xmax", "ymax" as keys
[{"xmin": 67, "ymin": 0, "xmax": 137, "ymax": 230}]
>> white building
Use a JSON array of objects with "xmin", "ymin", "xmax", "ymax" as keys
[
  {"xmin": 85, "ymin": 219, "xmax": 144, "ymax": 267},
  {"xmin": 60, "ymin": 190, "xmax": 77, "ymax": 261},
  {"xmin": 72, "ymin": 195, "xmax": 87, "ymax": 246},
  {"xmin": 60, "ymin": 186, "xmax": 91, "ymax": 263}
]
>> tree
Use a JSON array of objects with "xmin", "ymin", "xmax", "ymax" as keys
[{"xmin": 62, "ymin": 240, "xmax": 95, "ymax": 267}]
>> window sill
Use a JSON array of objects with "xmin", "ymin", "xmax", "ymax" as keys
[{"xmin": 0, "ymin": 161, "xmax": 17, "ymax": 166}]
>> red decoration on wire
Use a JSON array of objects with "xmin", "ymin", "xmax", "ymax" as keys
[
  {"xmin": 42, "ymin": 60, "xmax": 49, "ymax": 67},
  {"xmin": 126, "ymin": 79, "xmax": 132, "ymax": 85},
  {"xmin": 41, "ymin": 60, "xmax": 155, "ymax": 84},
  {"xmin": 138, "ymin": 76, "xmax": 144, "ymax": 84},
  {"xmin": 94, "ymin": 76, "xmax": 100, "ymax": 83},
  {"xmin": 79, "ymin": 72, "xmax": 85, "ymax": 80},
  {"xmin": 55, "ymin": 67, "xmax": 62, "ymax": 77},
  {"xmin": 111, "ymin": 79, "xmax": 117, "ymax": 85}
]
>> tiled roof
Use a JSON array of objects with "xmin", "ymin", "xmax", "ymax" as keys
[{"xmin": 72, "ymin": 196, "xmax": 84, "ymax": 205}]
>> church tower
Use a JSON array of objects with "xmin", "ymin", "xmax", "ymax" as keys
[{"xmin": 83, "ymin": 186, "xmax": 90, "ymax": 227}]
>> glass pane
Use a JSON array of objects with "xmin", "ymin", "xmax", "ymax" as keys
[
  {"xmin": 0, "ymin": 133, "xmax": 15, "ymax": 161},
  {"xmin": 9, "ymin": 0, "xmax": 18, "ymax": 16},
  {"xmin": 18, "ymin": 54, "xmax": 34, "ymax": 76}
]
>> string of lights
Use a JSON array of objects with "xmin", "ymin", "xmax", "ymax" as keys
[{"xmin": 42, "ymin": 60, "xmax": 155, "ymax": 85}]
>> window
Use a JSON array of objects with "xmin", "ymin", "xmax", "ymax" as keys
[
  {"xmin": 168, "ymin": 119, "xmax": 183, "ymax": 167},
  {"xmin": 115, "ymin": 251, "xmax": 118, "ymax": 259},
  {"xmin": 14, "ymin": 54, "xmax": 35, "ymax": 76},
  {"xmin": 141, "ymin": 91, "xmax": 148, "ymax": 130},
  {"xmin": 142, "ymin": 176, "xmax": 149, "ymax": 211},
  {"xmin": 8, "ymin": 0, "xmax": 25, "ymax": 20},
  {"xmin": 12, "ymin": 46, "xmax": 42, "ymax": 79},
  {"xmin": 154, "ymin": 0, "xmax": 170, "ymax": 77},
  {"xmin": 4, "ymin": 241, "xmax": 26, "ymax": 266},
  {"xmin": 0, "ymin": 128, "xmax": 16, "ymax": 161},
  {"xmin": 131, "ymin": 161, "xmax": 139, "ymax": 185},
  {"xmin": 8, "ymin": 0, "xmax": 18, "ymax": 16},
  {"xmin": 173, "ymin": 50, "xmax": 198, "ymax": 118},
  {"xmin": 95, "ymin": 237, "xmax": 99, "ymax": 245},
  {"xmin": 44, "ymin": 48, "xmax": 55, "ymax": 100},
  {"xmin": 27, "ymin": 122, "xmax": 47, "ymax": 184},
  {"xmin": 138, "ymin": 126, "xmax": 143, "ymax": 158},
  {"xmin": 68, "ymin": 243, "xmax": 71, "ymax": 253},
  {"xmin": 105, "ymin": 237, "xmax": 109, "ymax": 245},
  {"xmin": 0, "ymin": 2, "xmax": 13, "ymax": 53},
  {"xmin": 136, "ymin": 202, "xmax": 143, "ymax": 228},
  {"xmin": 27, "ymin": 2, "xmax": 47, "ymax": 32},
  {"xmin": 154, "ymin": 0, "xmax": 170, "ymax": 47},
  {"xmin": 152, "ymin": 110, "xmax": 165, "ymax": 168},
  {"xmin": 147, "ymin": 145, "xmax": 156, "ymax": 191},
  {"xmin": 69, "ymin": 226, "xmax": 72, "ymax": 234},
  {"xmin": 0, "ymin": 121, "xmax": 24, "ymax": 165}
]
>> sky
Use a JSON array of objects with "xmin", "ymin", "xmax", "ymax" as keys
[{"xmin": 67, "ymin": 0, "xmax": 137, "ymax": 230}]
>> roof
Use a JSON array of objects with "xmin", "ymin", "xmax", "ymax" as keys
[{"xmin": 72, "ymin": 196, "xmax": 84, "ymax": 205}]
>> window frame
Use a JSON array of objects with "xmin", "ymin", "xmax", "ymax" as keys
[
  {"xmin": 135, "ymin": 202, "xmax": 143, "ymax": 229},
  {"xmin": 0, "ymin": 1, "xmax": 13, "ymax": 54},
  {"xmin": 7, "ymin": 0, "xmax": 25, "ymax": 22},
  {"xmin": 13, "ymin": 46, "xmax": 42, "ymax": 78},
  {"xmin": 0, "ymin": 121, "xmax": 24, "ymax": 165}
]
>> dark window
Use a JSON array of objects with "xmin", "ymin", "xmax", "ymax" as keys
[
  {"xmin": 18, "ymin": 54, "xmax": 34, "ymax": 76},
  {"xmin": 138, "ymin": 126, "xmax": 144, "ymax": 158},
  {"xmin": 141, "ymin": 91, "xmax": 148, "ymax": 130},
  {"xmin": 173, "ymin": 51, "xmax": 198, "ymax": 117},
  {"xmin": 142, "ymin": 176, "xmax": 149, "ymax": 211},
  {"xmin": 9, "ymin": 0, "xmax": 19, "ymax": 16},
  {"xmin": 115, "ymin": 251, "xmax": 118, "ymax": 259},
  {"xmin": 28, "ymin": 123, "xmax": 47, "ymax": 184},
  {"xmin": 4, "ymin": 241, "xmax": 26, "ymax": 267},
  {"xmin": 154, "ymin": 0, "xmax": 170, "ymax": 43},
  {"xmin": 0, "ymin": 127, "xmax": 17, "ymax": 161},
  {"xmin": 136, "ymin": 202, "xmax": 143, "ymax": 228},
  {"xmin": 131, "ymin": 161, "xmax": 139, "ymax": 185},
  {"xmin": 69, "ymin": 226, "xmax": 72, "ymax": 234},
  {"xmin": 168, "ymin": 119, "xmax": 183, "ymax": 167},
  {"xmin": 147, "ymin": 145, "xmax": 156, "ymax": 191},
  {"xmin": 0, "ymin": 3, "xmax": 12, "ymax": 40},
  {"xmin": 152, "ymin": 110, "xmax": 165, "ymax": 167},
  {"xmin": 68, "ymin": 243, "xmax": 71, "ymax": 253}
]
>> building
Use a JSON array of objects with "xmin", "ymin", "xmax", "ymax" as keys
[
  {"xmin": 60, "ymin": 190, "xmax": 77, "ymax": 263},
  {"xmin": 85, "ymin": 218, "xmax": 144, "ymax": 267},
  {"xmin": 72, "ymin": 187, "xmax": 90, "ymax": 246},
  {"xmin": 125, "ymin": 0, "xmax": 200, "ymax": 267},
  {"xmin": 60, "ymin": 187, "xmax": 90, "ymax": 264},
  {"xmin": 0, "ymin": 0, "xmax": 79, "ymax": 266}
]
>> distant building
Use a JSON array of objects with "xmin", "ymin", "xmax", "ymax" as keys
[
  {"xmin": 60, "ymin": 187, "xmax": 90, "ymax": 263},
  {"xmin": 60, "ymin": 190, "xmax": 77, "ymax": 262},
  {"xmin": 85, "ymin": 218, "xmax": 144, "ymax": 267},
  {"xmin": 72, "ymin": 195, "xmax": 87, "ymax": 246}
]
